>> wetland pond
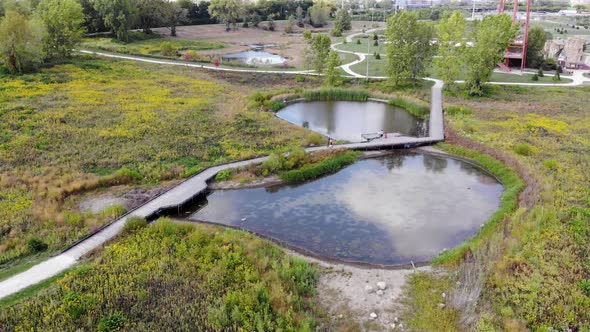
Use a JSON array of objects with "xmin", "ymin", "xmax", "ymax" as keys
[
  {"xmin": 276, "ymin": 101, "xmax": 427, "ymax": 142},
  {"xmin": 222, "ymin": 51, "xmax": 287, "ymax": 66},
  {"xmin": 176, "ymin": 152, "xmax": 503, "ymax": 266}
]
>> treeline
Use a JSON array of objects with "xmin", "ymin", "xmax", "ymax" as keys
[{"xmin": 384, "ymin": 11, "xmax": 550, "ymax": 95}]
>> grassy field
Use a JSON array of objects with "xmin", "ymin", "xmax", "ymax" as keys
[
  {"xmin": 0, "ymin": 56, "xmax": 319, "ymax": 269},
  {"xmin": 0, "ymin": 220, "xmax": 322, "ymax": 330},
  {"xmin": 82, "ymin": 32, "xmax": 226, "ymax": 58},
  {"xmin": 402, "ymin": 85, "xmax": 590, "ymax": 330}
]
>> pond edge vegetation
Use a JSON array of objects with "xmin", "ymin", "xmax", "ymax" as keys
[
  {"xmin": 432, "ymin": 143, "xmax": 524, "ymax": 265},
  {"xmin": 251, "ymin": 88, "xmax": 431, "ymax": 120}
]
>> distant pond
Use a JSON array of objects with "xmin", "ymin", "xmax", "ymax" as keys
[
  {"xmin": 222, "ymin": 51, "xmax": 287, "ymax": 66},
  {"xmin": 174, "ymin": 152, "xmax": 503, "ymax": 266},
  {"xmin": 276, "ymin": 101, "xmax": 427, "ymax": 142}
]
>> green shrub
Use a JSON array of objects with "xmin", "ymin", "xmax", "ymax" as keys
[
  {"xmin": 97, "ymin": 311, "xmax": 127, "ymax": 332},
  {"xmin": 280, "ymin": 151, "xmax": 360, "ymax": 183},
  {"xmin": 27, "ymin": 237, "xmax": 48, "ymax": 253},
  {"xmin": 373, "ymin": 39, "xmax": 378, "ymax": 46},
  {"xmin": 543, "ymin": 159, "xmax": 558, "ymax": 170},
  {"xmin": 99, "ymin": 205, "xmax": 127, "ymax": 219},
  {"xmin": 553, "ymin": 72, "xmax": 561, "ymax": 81},
  {"xmin": 112, "ymin": 168, "xmax": 142, "ymax": 184},
  {"xmin": 356, "ymin": 39, "xmax": 361, "ymax": 44},
  {"xmin": 304, "ymin": 133, "xmax": 324, "ymax": 146},
  {"xmin": 159, "ymin": 42, "xmax": 176, "ymax": 57},
  {"xmin": 445, "ymin": 105, "xmax": 473, "ymax": 116},
  {"xmin": 260, "ymin": 153, "xmax": 285, "ymax": 176},
  {"xmin": 284, "ymin": 146, "xmax": 308, "ymax": 170},
  {"xmin": 214, "ymin": 169, "xmax": 233, "ymax": 181},
  {"xmin": 537, "ymin": 68, "xmax": 544, "ymax": 77},
  {"xmin": 513, "ymin": 143, "xmax": 534, "ymax": 156},
  {"xmin": 123, "ymin": 216, "xmax": 147, "ymax": 234},
  {"xmin": 267, "ymin": 100, "xmax": 285, "ymax": 112},
  {"xmin": 375, "ymin": 52, "xmax": 381, "ymax": 60},
  {"xmin": 303, "ymin": 88, "xmax": 368, "ymax": 102},
  {"xmin": 331, "ymin": 28, "xmax": 342, "ymax": 37},
  {"xmin": 580, "ymin": 280, "xmax": 590, "ymax": 297},
  {"xmin": 295, "ymin": 75, "xmax": 306, "ymax": 83},
  {"xmin": 531, "ymin": 74, "xmax": 539, "ymax": 81},
  {"xmin": 389, "ymin": 97, "xmax": 429, "ymax": 118}
]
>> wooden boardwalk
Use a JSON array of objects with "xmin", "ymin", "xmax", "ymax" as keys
[{"xmin": 0, "ymin": 82, "xmax": 444, "ymax": 300}]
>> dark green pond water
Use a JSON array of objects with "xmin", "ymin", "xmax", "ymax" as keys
[
  {"xmin": 276, "ymin": 101, "xmax": 427, "ymax": 142},
  {"xmin": 177, "ymin": 152, "xmax": 503, "ymax": 266}
]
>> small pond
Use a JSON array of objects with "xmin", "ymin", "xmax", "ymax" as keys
[
  {"xmin": 276, "ymin": 101, "xmax": 427, "ymax": 142},
  {"xmin": 175, "ymin": 152, "xmax": 503, "ymax": 266},
  {"xmin": 222, "ymin": 51, "xmax": 287, "ymax": 66}
]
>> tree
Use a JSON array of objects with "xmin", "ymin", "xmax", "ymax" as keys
[
  {"xmin": 334, "ymin": 8, "xmax": 351, "ymax": 32},
  {"xmin": 0, "ymin": 10, "xmax": 44, "ymax": 73},
  {"xmin": 433, "ymin": 11, "xmax": 466, "ymax": 88},
  {"xmin": 308, "ymin": 0, "xmax": 329, "ymax": 27},
  {"xmin": 464, "ymin": 14, "xmax": 517, "ymax": 95},
  {"xmin": 324, "ymin": 50, "xmax": 341, "ymax": 86},
  {"xmin": 208, "ymin": 0, "xmax": 243, "ymax": 31},
  {"xmin": 304, "ymin": 32, "xmax": 331, "ymax": 73},
  {"xmin": 385, "ymin": 11, "xmax": 435, "ymax": 86},
  {"xmin": 135, "ymin": 0, "xmax": 166, "ymax": 34},
  {"xmin": 526, "ymin": 26, "xmax": 548, "ymax": 68},
  {"xmin": 78, "ymin": 0, "xmax": 107, "ymax": 33},
  {"xmin": 285, "ymin": 15, "xmax": 295, "ymax": 33},
  {"xmin": 163, "ymin": 0, "xmax": 187, "ymax": 37},
  {"xmin": 36, "ymin": 0, "xmax": 85, "ymax": 59},
  {"xmin": 295, "ymin": 5, "xmax": 304, "ymax": 27},
  {"xmin": 94, "ymin": 0, "xmax": 136, "ymax": 42}
]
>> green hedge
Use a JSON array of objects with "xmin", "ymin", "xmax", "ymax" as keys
[
  {"xmin": 432, "ymin": 144, "xmax": 524, "ymax": 265},
  {"xmin": 389, "ymin": 97, "xmax": 429, "ymax": 118},
  {"xmin": 280, "ymin": 151, "xmax": 360, "ymax": 183},
  {"xmin": 303, "ymin": 89, "xmax": 369, "ymax": 102}
]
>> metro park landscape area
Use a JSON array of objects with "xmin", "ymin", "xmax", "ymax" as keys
[{"xmin": 0, "ymin": 0, "xmax": 589, "ymax": 331}]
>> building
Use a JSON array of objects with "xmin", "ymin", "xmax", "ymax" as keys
[{"xmin": 544, "ymin": 37, "xmax": 590, "ymax": 69}]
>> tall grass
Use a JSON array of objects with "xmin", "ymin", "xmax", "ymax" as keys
[
  {"xmin": 280, "ymin": 151, "xmax": 360, "ymax": 183},
  {"xmin": 432, "ymin": 144, "xmax": 524, "ymax": 265},
  {"xmin": 389, "ymin": 97, "xmax": 429, "ymax": 118},
  {"xmin": 303, "ymin": 88, "xmax": 369, "ymax": 102}
]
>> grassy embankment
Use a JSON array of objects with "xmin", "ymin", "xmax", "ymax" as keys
[
  {"xmin": 215, "ymin": 148, "xmax": 361, "ymax": 185},
  {"xmin": 0, "ymin": 56, "xmax": 320, "ymax": 271},
  {"xmin": 0, "ymin": 220, "xmax": 321, "ymax": 330},
  {"xmin": 401, "ymin": 85, "xmax": 590, "ymax": 331}
]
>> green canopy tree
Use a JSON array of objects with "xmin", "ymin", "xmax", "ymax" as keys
[
  {"xmin": 36, "ymin": 0, "xmax": 85, "ymax": 59},
  {"xmin": 303, "ymin": 31, "xmax": 331, "ymax": 73},
  {"xmin": 324, "ymin": 50, "xmax": 342, "ymax": 86},
  {"xmin": 308, "ymin": 0, "xmax": 329, "ymax": 27},
  {"xmin": 464, "ymin": 14, "xmax": 517, "ymax": 95},
  {"xmin": 94, "ymin": 0, "xmax": 136, "ymax": 42},
  {"xmin": 526, "ymin": 26, "xmax": 549, "ymax": 68},
  {"xmin": 433, "ymin": 11, "xmax": 465, "ymax": 88},
  {"xmin": 135, "ymin": 0, "xmax": 166, "ymax": 34},
  {"xmin": 385, "ymin": 11, "xmax": 435, "ymax": 86},
  {"xmin": 0, "ymin": 10, "xmax": 44, "ymax": 73},
  {"xmin": 334, "ymin": 8, "xmax": 351, "ymax": 32},
  {"xmin": 208, "ymin": 0, "xmax": 243, "ymax": 31}
]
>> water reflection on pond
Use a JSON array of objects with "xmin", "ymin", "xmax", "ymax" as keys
[
  {"xmin": 222, "ymin": 51, "xmax": 286, "ymax": 66},
  {"xmin": 276, "ymin": 101, "xmax": 427, "ymax": 142},
  {"xmin": 178, "ymin": 152, "xmax": 503, "ymax": 266}
]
